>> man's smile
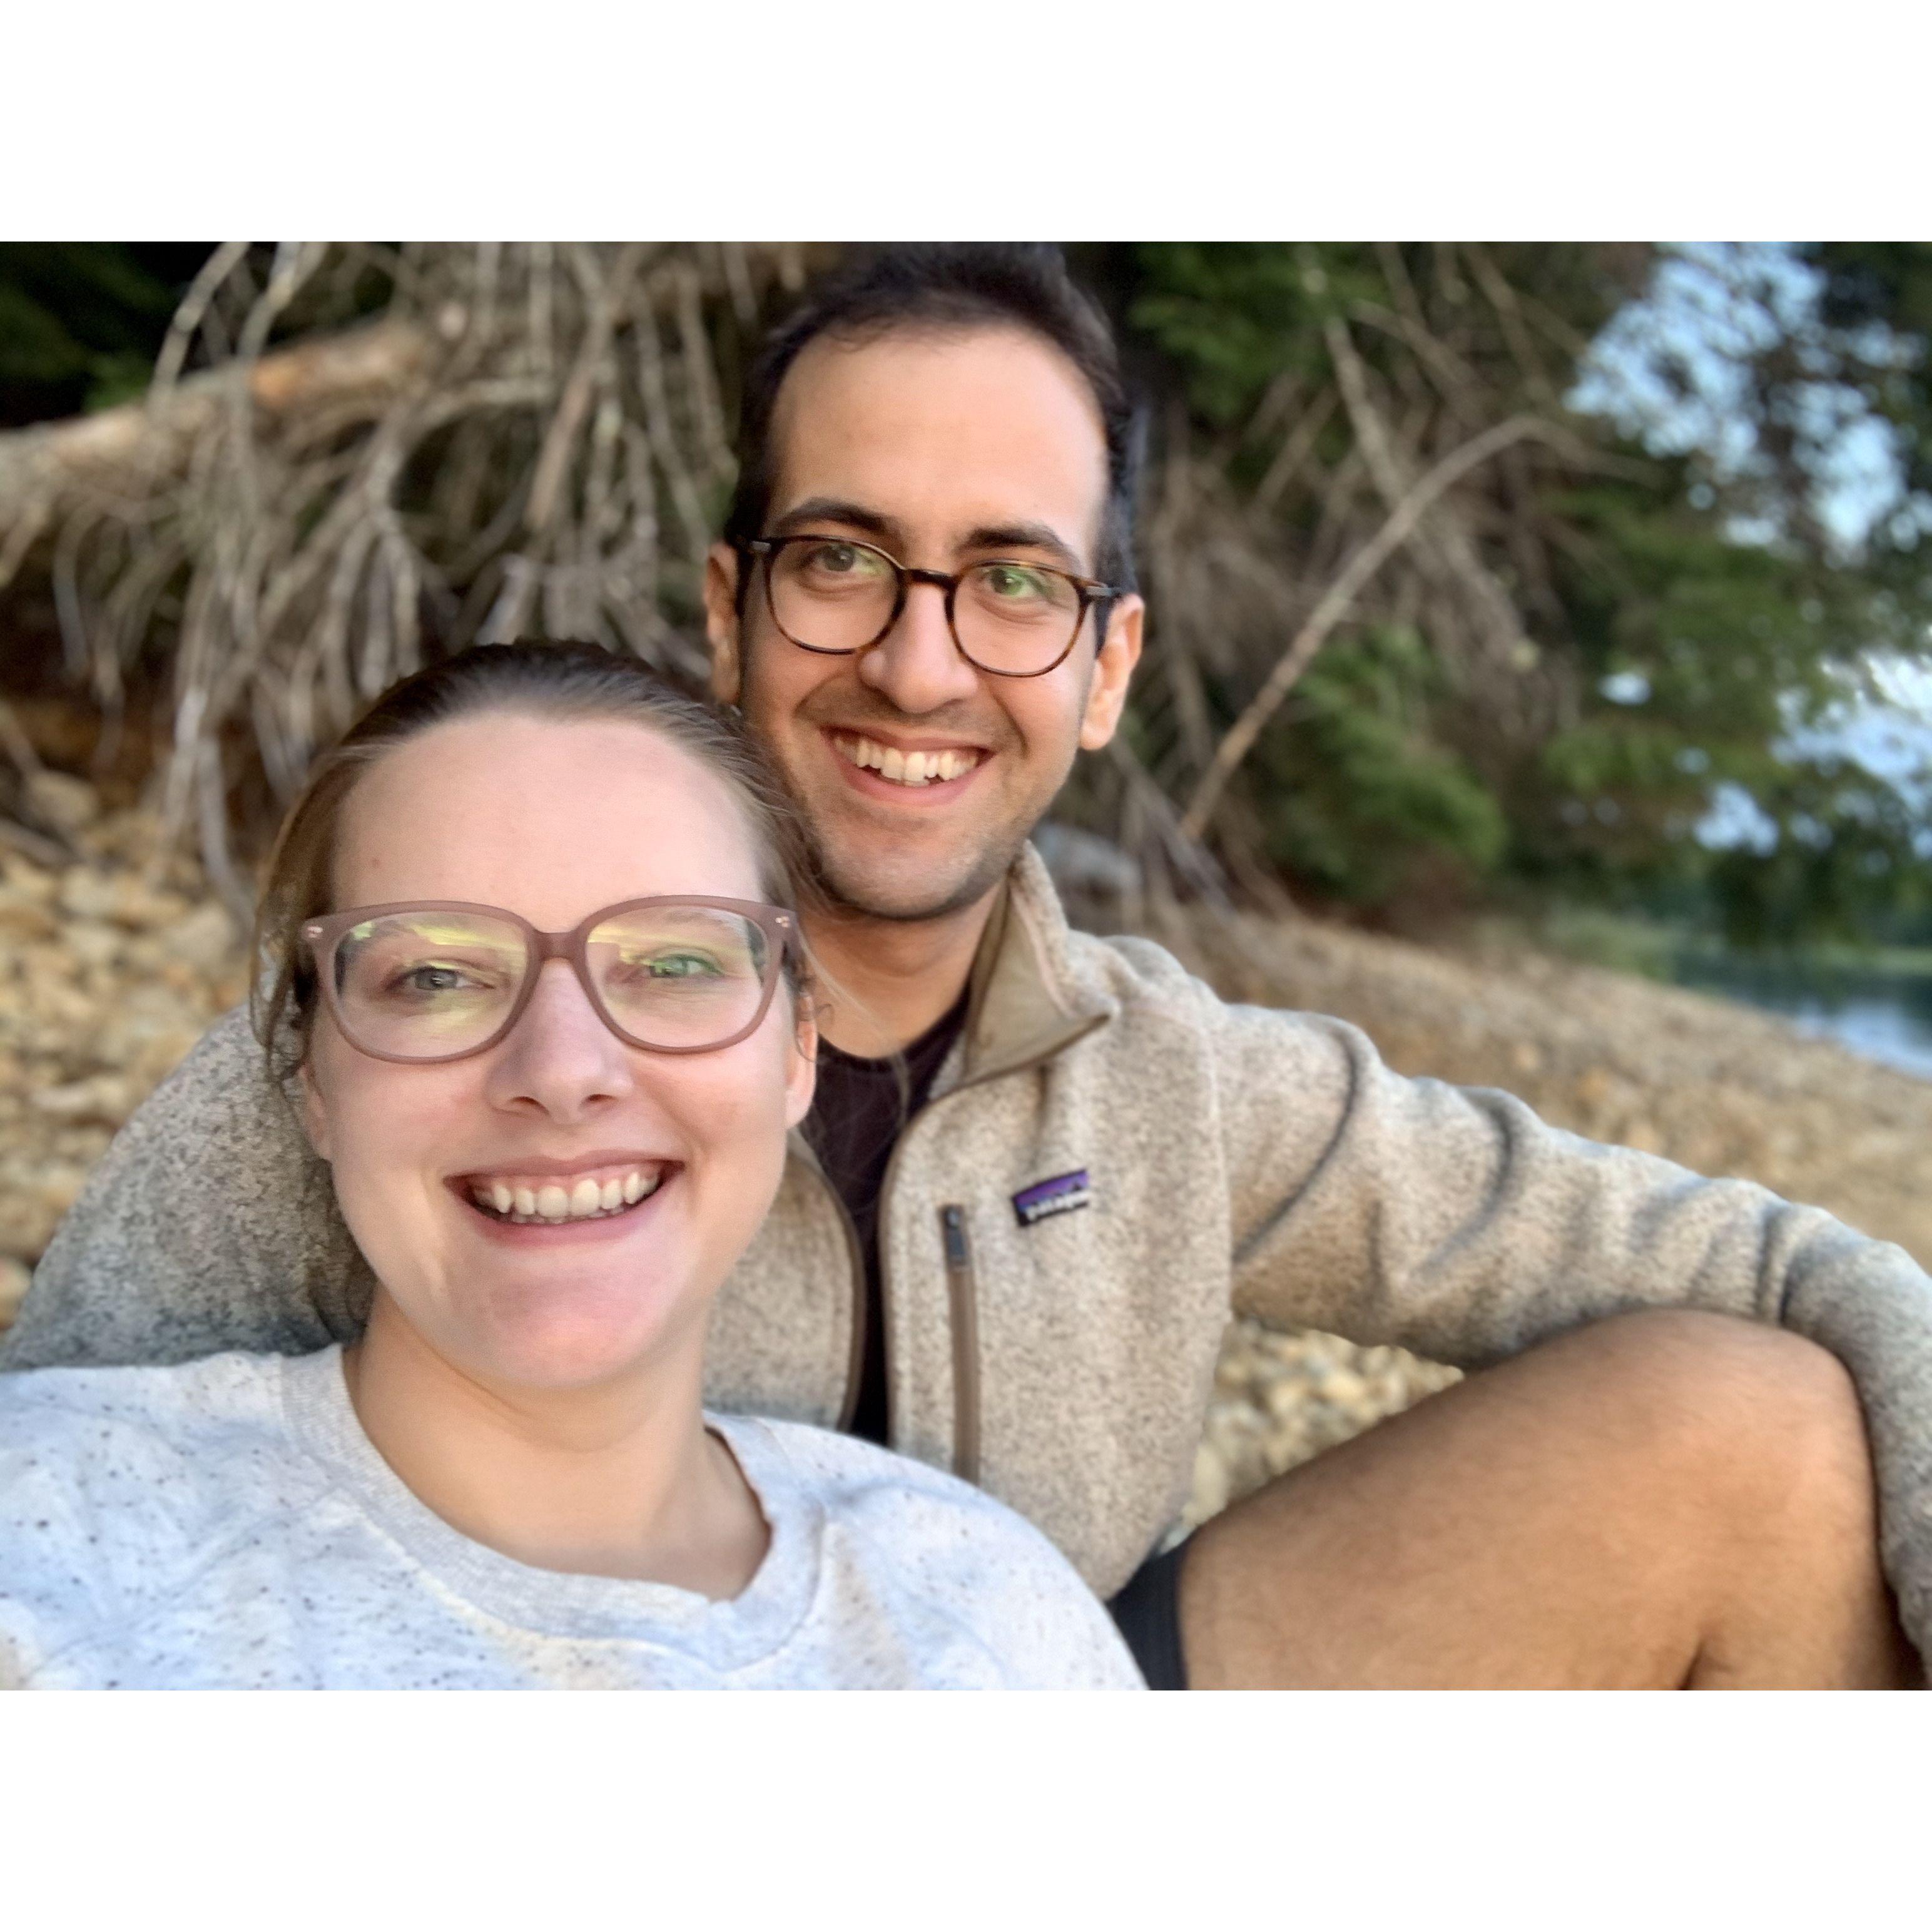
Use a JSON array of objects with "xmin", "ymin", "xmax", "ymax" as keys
[{"xmin": 822, "ymin": 726, "xmax": 991, "ymax": 801}]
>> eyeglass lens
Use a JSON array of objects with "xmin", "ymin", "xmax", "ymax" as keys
[
  {"xmin": 328, "ymin": 905, "xmax": 773, "ymax": 1058},
  {"xmin": 768, "ymin": 539, "xmax": 1084, "ymax": 673}
]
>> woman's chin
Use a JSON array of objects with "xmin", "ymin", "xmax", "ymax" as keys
[{"xmin": 458, "ymin": 1279, "xmax": 694, "ymax": 1392}]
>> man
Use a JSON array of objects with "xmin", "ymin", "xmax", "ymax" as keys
[{"xmin": 11, "ymin": 245, "xmax": 1929, "ymax": 1687}]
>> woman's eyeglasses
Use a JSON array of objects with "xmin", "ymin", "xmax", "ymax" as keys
[
  {"xmin": 301, "ymin": 897, "xmax": 795, "ymax": 1064},
  {"xmin": 743, "ymin": 534, "xmax": 1116, "ymax": 678}
]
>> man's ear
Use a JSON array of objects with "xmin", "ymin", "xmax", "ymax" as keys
[
  {"xmin": 296, "ymin": 1057, "xmax": 332, "ymax": 1164},
  {"xmin": 1079, "ymin": 592, "xmax": 1145, "ymax": 751},
  {"xmin": 784, "ymin": 988, "xmax": 818, "ymax": 1132},
  {"xmin": 704, "ymin": 543, "xmax": 745, "ymax": 706}
]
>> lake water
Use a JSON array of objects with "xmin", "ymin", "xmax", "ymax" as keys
[{"xmin": 1671, "ymin": 954, "xmax": 1932, "ymax": 1082}]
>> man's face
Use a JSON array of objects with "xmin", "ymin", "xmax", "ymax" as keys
[{"xmin": 705, "ymin": 325, "xmax": 1142, "ymax": 923}]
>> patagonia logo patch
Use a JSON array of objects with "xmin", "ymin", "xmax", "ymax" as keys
[{"xmin": 1012, "ymin": 1169, "xmax": 1092, "ymax": 1228}]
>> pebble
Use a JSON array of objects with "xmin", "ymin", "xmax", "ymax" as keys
[{"xmin": 0, "ymin": 782, "xmax": 247, "ymax": 1271}]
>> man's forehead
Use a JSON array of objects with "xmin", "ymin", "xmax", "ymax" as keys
[{"xmin": 765, "ymin": 323, "xmax": 1109, "ymax": 561}]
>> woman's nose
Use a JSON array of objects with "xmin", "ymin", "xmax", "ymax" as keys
[
  {"xmin": 483, "ymin": 958, "xmax": 635, "ymax": 1117},
  {"xmin": 857, "ymin": 580, "xmax": 981, "ymax": 715}
]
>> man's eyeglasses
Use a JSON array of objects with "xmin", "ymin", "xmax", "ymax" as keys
[
  {"xmin": 301, "ymin": 898, "xmax": 795, "ymax": 1064},
  {"xmin": 743, "ymin": 534, "xmax": 1117, "ymax": 679}
]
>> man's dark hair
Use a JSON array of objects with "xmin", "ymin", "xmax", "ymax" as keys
[{"xmin": 723, "ymin": 244, "xmax": 1142, "ymax": 618}]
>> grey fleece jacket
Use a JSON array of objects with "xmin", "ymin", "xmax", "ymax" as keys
[{"xmin": 10, "ymin": 846, "xmax": 1932, "ymax": 1662}]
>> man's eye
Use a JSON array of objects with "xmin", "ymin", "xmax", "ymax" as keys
[
  {"xmin": 982, "ymin": 564, "xmax": 1049, "ymax": 599},
  {"xmin": 806, "ymin": 542, "xmax": 875, "ymax": 576}
]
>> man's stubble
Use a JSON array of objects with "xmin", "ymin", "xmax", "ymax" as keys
[{"xmin": 736, "ymin": 645, "xmax": 1080, "ymax": 927}]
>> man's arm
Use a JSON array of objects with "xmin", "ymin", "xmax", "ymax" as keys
[
  {"xmin": 1208, "ymin": 995, "xmax": 1932, "ymax": 1657},
  {"xmin": 0, "ymin": 1005, "xmax": 370, "ymax": 1371}
]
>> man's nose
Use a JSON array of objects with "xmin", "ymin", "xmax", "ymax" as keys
[
  {"xmin": 483, "ymin": 958, "xmax": 634, "ymax": 1118},
  {"xmin": 856, "ymin": 577, "xmax": 982, "ymax": 714}
]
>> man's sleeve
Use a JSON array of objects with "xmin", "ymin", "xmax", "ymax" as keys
[
  {"xmin": 0, "ymin": 1005, "xmax": 370, "ymax": 1371},
  {"xmin": 1209, "ymin": 995, "xmax": 1932, "ymax": 1661}
]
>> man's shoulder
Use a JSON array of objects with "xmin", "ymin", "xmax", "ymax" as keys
[{"xmin": 1014, "ymin": 843, "xmax": 1340, "ymax": 1043}]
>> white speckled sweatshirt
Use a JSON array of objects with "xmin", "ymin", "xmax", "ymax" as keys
[{"xmin": 0, "ymin": 1349, "xmax": 1144, "ymax": 1690}]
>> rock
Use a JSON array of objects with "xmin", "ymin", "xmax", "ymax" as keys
[
  {"xmin": 25, "ymin": 770, "xmax": 101, "ymax": 836},
  {"xmin": 31, "ymin": 1074, "xmax": 136, "ymax": 1124},
  {"xmin": 163, "ymin": 902, "xmax": 241, "ymax": 974},
  {"xmin": 1316, "ymin": 1366, "xmax": 1370, "ymax": 1408}
]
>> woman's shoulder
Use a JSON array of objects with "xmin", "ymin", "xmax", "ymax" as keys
[
  {"xmin": 0, "ymin": 1350, "xmax": 325, "ymax": 1682},
  {"xmin": 0, "ymin": 1350, "xmax": 321, "ymax": 1567},
  {"xmin": 718, "ymin": 1413, "xmax": 1020, "ymax": 1526},
  {"xmin": 0, "ymin": 1349, "xmax": 293, "ymax": 1453},
  {"xmin": 713, "ymin": 1415, "xmax": 1144, "ymax": 1687}
]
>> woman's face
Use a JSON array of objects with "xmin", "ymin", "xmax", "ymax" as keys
[{"xmin": 299, "ymin": 712, "xmax": 815, "ymax": 1392}]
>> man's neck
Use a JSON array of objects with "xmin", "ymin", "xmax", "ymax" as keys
[{"xmin": 803, "ymin": 887, "xmax": 999, "ymax": 1059}]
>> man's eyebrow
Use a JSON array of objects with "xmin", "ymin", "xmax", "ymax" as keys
[
  {"xmin": 962, "ymin": 521, "xmax": 1087, "ymax": 575},
  {"xmin": 768, "ymin": 498, "xmax": 904, "ymax": 544},
  {"xmin": 767, "ymin": 499, "xmax": 1092, "ymax": 576}
]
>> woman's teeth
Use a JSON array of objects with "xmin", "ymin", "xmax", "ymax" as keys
[
  {"xmin": 836, "ymin": 734, "xmax": 980, "ymax": 786},
  {"xmin": 467, "ymin": 1168, "xmax": 664, "ymax": 1224}
]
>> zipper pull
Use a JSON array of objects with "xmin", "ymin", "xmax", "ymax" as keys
[{"xmin": 941, "ymin": 1204, "xmax": 970, "ymax": 1270}]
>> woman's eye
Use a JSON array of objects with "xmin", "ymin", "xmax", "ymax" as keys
[
  {"xmin": 624, "ymin": 952, "xmax": 723, "ymax": 980},
  {"xmin": 397, "ymin": 963, "xmax": 477, "ymax": 995}
]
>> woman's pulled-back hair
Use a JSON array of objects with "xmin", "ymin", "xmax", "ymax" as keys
[{"xmin": 252, "ymin": 640, "xmax": 811, "ymax": 1086}]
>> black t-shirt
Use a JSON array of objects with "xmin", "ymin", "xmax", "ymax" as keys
[{"xmin": 800, "ymin": 990, "xmax": 970, "ymax": 1445}]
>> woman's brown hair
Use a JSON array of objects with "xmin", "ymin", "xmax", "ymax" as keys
[{"xmin": 251, "ymin": 640, "xmax": 813, "ymax": 1085}]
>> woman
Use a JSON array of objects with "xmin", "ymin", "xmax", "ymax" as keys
[{"xmin": 0, "ymin": 643, "xmax": 1142, "ymax": 1689}]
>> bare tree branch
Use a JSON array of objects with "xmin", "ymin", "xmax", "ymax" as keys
[{"xmin": 1179, "ymin": 413, "xmax": 1561, "ymax": 840}]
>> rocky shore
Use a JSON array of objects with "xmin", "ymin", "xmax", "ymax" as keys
[{"xmin": 6, "ymin": 790, "xmax": 1930, "ymax": 1529}]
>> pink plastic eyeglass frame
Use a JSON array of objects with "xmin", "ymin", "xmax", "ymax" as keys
[{"xmin": 300, "ymin": 895, "xmax": 796, "ymax": 1065}]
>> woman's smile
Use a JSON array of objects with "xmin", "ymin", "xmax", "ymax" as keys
[{"xmin": 447, "ymin": 1158, "xmax": 681, "ymax": 1246}]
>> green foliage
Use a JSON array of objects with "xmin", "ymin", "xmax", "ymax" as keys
[
  {"xmin": 0, "ymin": 243, "xmax": 206, "ymax": 426},
  {"xmin": 1127, "ymin": 244, "xmax": 1383, "ymax": 426},
  {"xmin": 1248, "ymin": 627, "xmax": 1506, "ymax": 905},
  {"xmin": 1705, "ymin": 758, "xmax": 1932, "ymax": 949},
  {"xmin": 1114, "ymin": 241, "xmax": 1932, "ymax": 949}
]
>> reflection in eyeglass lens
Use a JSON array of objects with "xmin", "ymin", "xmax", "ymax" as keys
[
  {"xmin": 589, "ymin": 907, "xmax": 768, "ymax": 1046},
  {"xmin": 335, "ymin": 913, "xmax": 527, "ymax": 1050}
]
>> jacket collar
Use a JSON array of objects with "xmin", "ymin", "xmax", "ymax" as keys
[{"xmin": 955, "ymin": 843, "xmax": 1114, "ymax": 1087}]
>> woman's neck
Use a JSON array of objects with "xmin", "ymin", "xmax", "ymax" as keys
[{"xmin": 342, "ymin": 1293, "xmax": 768, "ymax": 1597}]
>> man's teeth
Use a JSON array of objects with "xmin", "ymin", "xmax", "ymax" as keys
[
  {"xmin": 469, "ymin": 1167, "xmax": 664, "ymax": 1224},
  {"xmin": 838, "ymin": 735, "xmax": 979, "ymax": 786}
]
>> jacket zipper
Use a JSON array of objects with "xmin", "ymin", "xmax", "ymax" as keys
[
  {"xmin": 939, "ymin": 1204, "xmax": 980, "ymax": 1483},
  {"xmin": 835, "ymin": 1010, "xmax": 1110, "ymax": 1457}
]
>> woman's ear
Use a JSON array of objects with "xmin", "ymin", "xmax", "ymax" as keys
[
  {"xmin": 296, "ymin": 1056, "xmax": 333, "ymax": 1164},
  {"xmin": 784, "ymin": 989, "xmax": 818, "ymax": 1131}
]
